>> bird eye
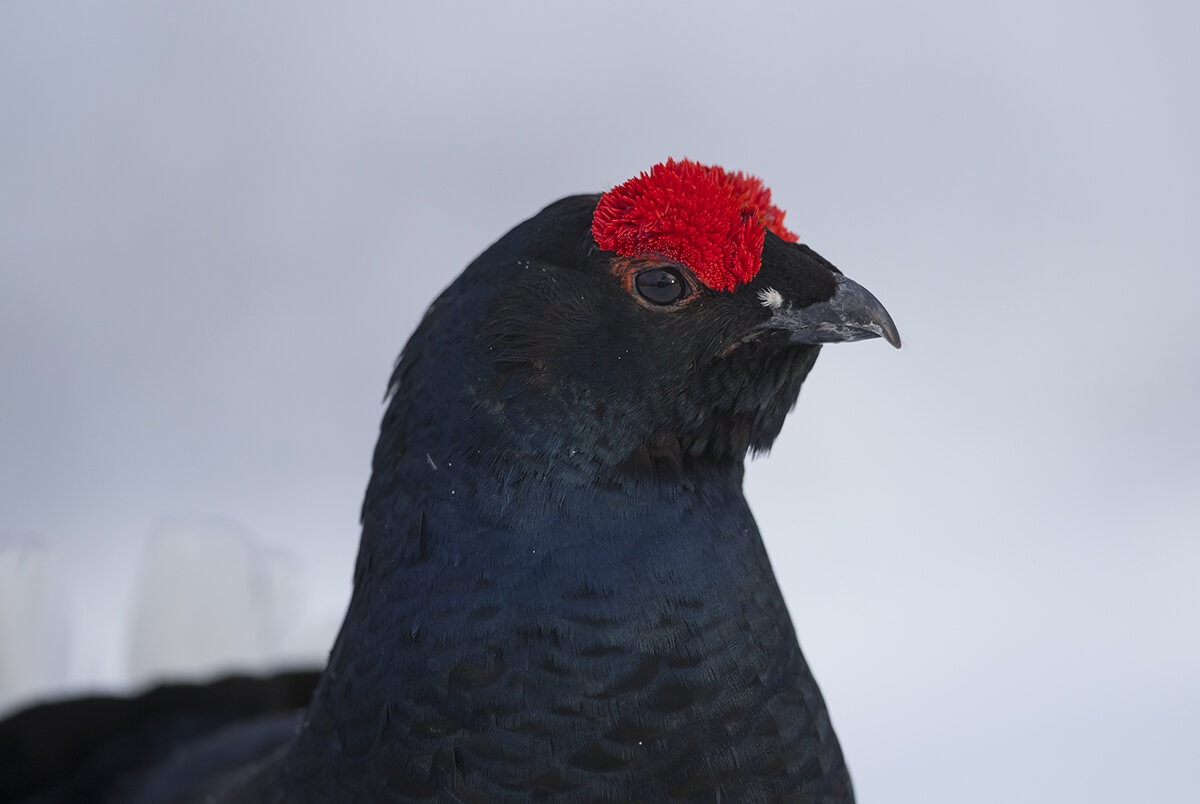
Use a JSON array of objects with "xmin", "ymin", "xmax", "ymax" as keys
[{"xmin": 634, "ymin": 267, "xmax": 688, "ymax": 306}]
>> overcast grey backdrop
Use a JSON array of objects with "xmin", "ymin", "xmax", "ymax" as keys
[{"xmin": 1, "ymin": 2, "xmax": 1197, "ymax": 802}]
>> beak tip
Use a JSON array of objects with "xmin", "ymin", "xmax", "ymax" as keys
[
  {"xmin": 880, "ymin": 319, "xmax": 902, "ymax": 349},
  {"xmin": 846, "ymin": 276, "xmax": 901, "ymax": 349}
]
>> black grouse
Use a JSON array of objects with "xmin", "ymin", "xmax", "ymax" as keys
[{"xmin": 0, "ymin": 158, "xmax": 899, "ymax": 802}]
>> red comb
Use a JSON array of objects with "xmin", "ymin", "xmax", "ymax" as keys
[{"xmin": 591, "ymin": 158, "xmax": 798, "ymax": 292}]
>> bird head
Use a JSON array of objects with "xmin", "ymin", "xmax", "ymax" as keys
[{"xmin": 381, "ymin": 159, "xmax": 898, "ymax": 495}]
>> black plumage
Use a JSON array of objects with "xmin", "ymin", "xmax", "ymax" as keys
[
  {"xmin": 1, "ymin": 162, "xmax": 898, "ymax": 803},
  {"xmin": 0, "ymin": 671, "xmax": 320, "ymax": 803}
]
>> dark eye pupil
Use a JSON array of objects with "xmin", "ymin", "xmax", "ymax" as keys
[{"xmin": 635, "ymin": 268, "xmax": 686, "ymax": 305}]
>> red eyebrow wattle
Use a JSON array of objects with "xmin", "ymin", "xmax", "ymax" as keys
[{"xmin": 591, "ymin": 158, "xmax": 798, "ymax": 292}]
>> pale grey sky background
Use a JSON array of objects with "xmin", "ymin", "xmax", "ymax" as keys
[{"xmin": 1, "ymin": 2, "xmax": 1197, "ymax": 802}]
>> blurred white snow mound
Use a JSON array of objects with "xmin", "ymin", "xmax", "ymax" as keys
[
  {"xmin": 130, "ymin": 516, "xmax": 318, "ymax": 685},
  {"xmin": 0, "ymin": 541, "xmax": 71, "ymax": 715},
  {"xmin": 0, "ymin": 517, "xmax": 343, "ymax": 718}
]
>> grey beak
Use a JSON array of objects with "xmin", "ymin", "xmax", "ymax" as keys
[{"xmin": 759, "ymin": 275, "xmax": 901, "ymax": 348}]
